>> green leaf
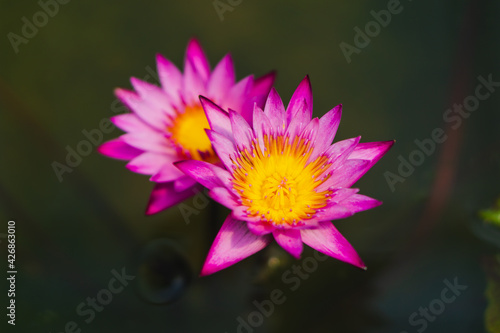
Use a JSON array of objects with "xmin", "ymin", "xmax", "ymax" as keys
[{"xmin": 479, "ymin": 198, "xmax": 500, "ymax": 227}]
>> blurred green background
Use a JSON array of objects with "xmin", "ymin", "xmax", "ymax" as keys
[{"xmin": 1, "ymin": 0, "xmax": 499, "ymax": 332}]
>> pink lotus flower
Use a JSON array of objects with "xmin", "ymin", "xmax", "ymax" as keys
[
  {"xmin": 98, "ymin": 39, "xmax": 275, "ymax": 215},
  {"xmin": 176, "ymin": 76, "xmax": 394, "ymax": 275}
]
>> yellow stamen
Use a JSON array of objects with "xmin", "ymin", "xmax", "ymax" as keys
[
  {"xmin": 167, "ymin": 105, "xmax": 217, "ymax": 162},
  {"xmin": 232, "ymin": 135, "xmax": 332, "ymax": 227}
]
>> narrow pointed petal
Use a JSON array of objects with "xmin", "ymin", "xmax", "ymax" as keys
[
  {"xmin": 338, "ymin": 194, "xmax": 382, "ymax": 213},
  {"xmin": 229, "ymin": 110, "xmax": 254, "ymax": 151},
  {"xmin": 130, "ymin": 77, "xmax": 175, "ymax": 116},
  {"xmin": 309, "ymin": 104, "xmax": 342, "ymax": 161},
  {"xmin": 300, "ymin": 117, "xmax": 319, "ymax": 143},
  {"xmin": 201, "ymin": 216, "xmax": 272, "ymax": 276},
  {"xmin": 273, "ymin": 229, "xmax": 303, "ymax": 259},
  {"xmin": 251, "ymin": 71, "xmax": 276, "ymax": 99},
  {"xmin": 126, "ymin": 152, "xmax": 174, "ymax": 175},
  {"xmin": 326, "ymin": 136, "xmax": 361, "ymax": 170},
  {"xmin": 208, "ymin": 54, "xmax": 235, "ymax": 99},
  {"xmin": 210, "ymin": 163, "xmax": 234, "ymax": 189},
  {"xmin": 334, "ymin": 156, "xmax": 388, "ymax": 188},
  {"xmin": 241, "ymin": 71, "xmax": 276, "ymax": 125},
  {"xmin": 150, "ymin": 162, "xmax": 186, "ymax": 182},
  {"xmin": 252, "ymin": 105, "xmax": 273, "ymax": 153},
  {"xmin": 209, "ymin": 187, "xmax": 238, "ymax": 209},
  {"xmin": 111, "ymin": 113, "xmax": 151, "ymax": 133},
  {"xmin": 185, "ymin": 38, "xmax": 210, "ymax": 82},
  {"xmin": 315, "ymin": 205, "xmax": 354, "ymax": 220},
  {"xmin": 223, "ymin": 75, "xmax": 253, "ymax": 117},
  {"xmin": 121, "ymin": 132, "xmax": 169, "ymax": 154},
  {"xmin": 174, "ymin": 176, "xmax": 197, "ymax": 192},
  {"xmin": 183, "ymin": 53, "xmax": 207, "ymax": 106},
  {"xmin": 200, "ymin": 96, "xmax": 233, "ymax": 141},
  {"xmin": 145, "ymin": 182, "xmax": 197, "ymax": 215},
  {"xmin": 247, "ymin": 221, "xmax": 275, "ymax": 235},
  {"xmin": 348, "ymin": 140, "xmax": 395, "ymax": 165},
  {"xmin": 315, "ymin": 188, "xmax": 361, "ymax": 220},
  {"xmin": 330, "ymin": 188, "xmax": 360, "ymax": 203},
  {"xmin": 114, "ymin": 88, "xmax": 167, "ymax": 130},
  {"xmin": 285, "ymin": 98, "xmax": 310, "ymax": 139},
  {"xmin": 231, "ymin": 206, "xmax": 260, "ymax": 223},
  {"xmin": 175, "ymin": 159, "xmax": 228, "ymax": 190},
  {"xmin": 264, "ymin": 88, "xmax": 286, "ymax": 132},
  {"xmin": 156, "ymin": 53, "xmax": 182, "ymax": 106},
  {"xmin": 301, "ymin": 222, "xmax": 365, "ymax": 269},
  {"xmin": 98, "ymin": 138, "xmax": 142, "ymax": 160},
  {"xmin": 322, "ymin": 159, "xmax": 370, "ymax": 189},
  {"xmin": 206, "ymin": 130, "xmax": 236, "ymax": 170},
  {"xmin": 286, "ymin": 75, "xmax": 313, "ymax": 123}
]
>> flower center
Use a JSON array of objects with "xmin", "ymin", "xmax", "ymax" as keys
[
  {"xmin": 232, "ymin": 135, "xmax": 332, "ymax": 227},
  {"xmin": 167, "ymin": 105, "xmax": 217, "ymax": 162}
]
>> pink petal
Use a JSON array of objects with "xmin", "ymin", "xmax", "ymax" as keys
[
  {"xmin": 206, "ymin": 130, "xmax": 236, "ymax": 171},
  {"xmin": 286, "ymin": 75, "xmax": 313, "ymax": 124},
  {"xmin": 315, "ymin": 205, "xmax": 354, "ymax": 221},
  {"xmin": 185, "ymin": 38, "xmax": 210, "ymax": 82},
  {"xmin": 309, "ymin": 104, "xmax": 342, "ymax": 161},
  {"xmin": 310, "ymin": 188, "xmax": 361, "ymax": 220},
  {"xmin": 111, "ymin": 113, "xmax": 152, "ymax": 133},
  {"xmin": 323, "ymin": 159, "xmax": 370, "ymax": 189},
  {"xmin": 126, "ymin": 152, "xmax": 174, "ymax": 175},
  {"xmin": 114, "ymin": 88, "xmax": 167, "ymax": 130},
  {"xmin": 338, "ymin": 194, "xmax": 382, "ymax": 213},
  {"xmin": 209, "ymin": 187, "xmax": 238, "ymax": 209},
  {"xmin": 200, "ymin": 96, "xmax": 233, "ymax": 141},
  {"xmin": 210, "ymin": 163, "xmax": 234, "ymax": 189},
  {"xmin": 156, "ymin": 53, "xmax": 183, "ymax": 108},
  {"xmin": 183, "ymin": 54, "xmax": 207, "ymax": 107},
  {"xmin": 229, "ymin": 110, "xmax": 254, "ymax": 151},
  {"xmin": 273, "ymin": 229, "xmax": 303, "ymax": 259},
  {"xmin": 263, "ymin": 88, "xmax": 286, "ymax": 133},
  {"xmin": 201, "ymin": 215, "xmax": 272, "ymax": 276},
  {"xmin": 315, "ymin": 138, "xmax": 361, "ymax": 193},
  {"xmin": 327, "ymin": 136, "xmax": 361, "ymax": 170},
  {"xmin": 285, "ymin": 98, "xmax": 310, "ymax": 140},
  {"xmin": 175, "ymin": 159, "xmax": 228, "ymax": 190},
  {"xmin": 223, "ymin": 75, "xmax": 253, "ymax": 115},
  {"xmin": 299, "ymin": 117, "xmax": 319, "ymax": 143},
  {"xmin": 231, "ymin": 206, "xmax": 260, "ymax": 223},
  {"xmin": 207, "ymin": 54, "xmax": 235, "ymax": 100},
  {"xmin": 241, "ymin": 71, "xmax": 276, "ymax": 125},
  {"xmin": 251, "ymin": 71, "xmax": 276, "ymax": 100},
  {"xmin": 334, "ymin": 140, "xmax": 394, "ymax": 186},
  {"xmin": 130, "ymin": 77, "xmax": 176, "ymax": 117},
  {"xmin": 252, "ymin": 105, "xmax": 273, "ymax": 153},
  {"xmin": 98, "ymin": 138, "xmax": 142, "ymax": 160},
  {"xmin": 330, "ymin": 188, "xmax": 360, "ymax": 203},
  {"xmin": 121, "ymin": 131, "xmax": 169, "ymax": 154},
  {"xmin": 301, "ymin": 222, "xmax": 365, "ymax": 269},
  {"xmin": 145, "ymin": 182, "xmax": 198, "ymax": 215},
  {"xmin": 174, "ymin": 176, "xmax": 197, "ymax": 192},
  {"xmin": 247, "ymin": 221, "xmax": 275, "ymax": 235},
  {"xmin": 150, "ymin": 161, "xmax": 186, "ymax": 182},
  {"xmin": 348, "ymin": 140, "xmax": 395, "ymax": 165}
]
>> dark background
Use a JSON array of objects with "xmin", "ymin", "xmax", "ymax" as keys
[{"xmin": 1, "ymin": 0, "xmax": 499, "ymax": 332}]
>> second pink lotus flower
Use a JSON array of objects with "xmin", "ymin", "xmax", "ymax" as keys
[
  {"xmin": 177, "ymin": 76, "xmax": 394, "ymax": 276},
  {"xmin": 98, "ymin": 39, "xmax": 274, "ymax": 215}
]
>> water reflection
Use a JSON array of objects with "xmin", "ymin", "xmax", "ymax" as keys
[{"xmin": 135, "ymin": 239, "xmax": 192, "ymax": 304}]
